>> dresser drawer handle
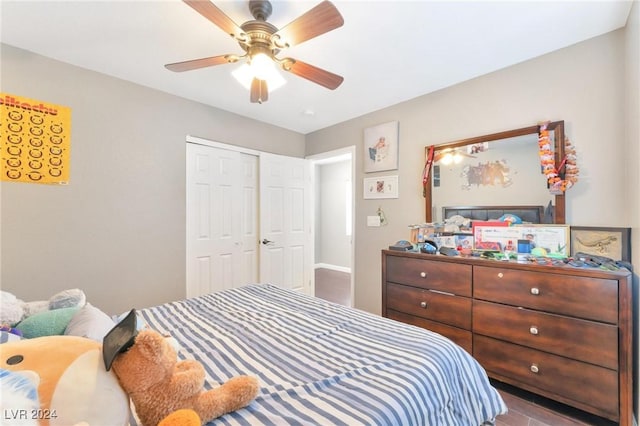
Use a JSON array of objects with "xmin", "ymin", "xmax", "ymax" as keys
[
  {"xmin": 497, "ymin": 272, "xmax": 503, "ymax": 278},
  {"xmin": 420, "ymin": 301, "xmax": 427, "ymax": 309},
  {"xmin": 529, "ymin": 326, "xmax": 539, "ymax": 335},
  {"xmin": 530, "ymin": 364, "xmax": 539, "ymax": 374},
  {"xmin": 420, "ymin": 272, "xmax": 427, "ymax": 278},
  {"xmin": 530, "ymin": 287, "xmax": 540, "ymax": 295}
]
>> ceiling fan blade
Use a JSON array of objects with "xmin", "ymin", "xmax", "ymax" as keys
[
  {"xmin": 250, "ymin": 78, "xmax": 269, "ymax": 104},
  {"xmin": 183, "ymin": 0, "xmax": 244, "ymax": 38},
  {"xmin": 165, "ymin": 54, "xmax": 238, "ymax": 72},
  {"xmin": 283, "ymin": 59, "xmax": 343, "ymax": 90},
  {"xmin": 273, "ymin": 1, "xmax": 344, "ymax": 48}
]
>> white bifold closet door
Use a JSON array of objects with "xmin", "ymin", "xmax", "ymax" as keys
[
  {"xmin": 186, "ymin": 143, "xmax": 312, "ymax": 298},
  {"xmin": 186, "ymin": 143, "xmax": 258, "ymax": 298}
]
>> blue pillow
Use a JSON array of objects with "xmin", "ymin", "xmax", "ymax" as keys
[{"xmin": 15, "ymin": 306, "xmax": 80, "ymax": 339}]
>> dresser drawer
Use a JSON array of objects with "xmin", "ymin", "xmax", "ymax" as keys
[
  {"xmin": 386, "ymin": 309, "xmax": 472, "ymax": 353},
  {"xmin": 386, "ymin": 283, "xmax": 471, "ymax": 329},
  {"xmin": 386, "ymin": 256, "xmax": 471, "ymax": 296},
  {"xmin": 473, "ymin": 266, "xmax": 618, "ymax": 323},
  {"xmin": 474, "ymin": 335, "xmax": 618, "ymax": 420},
  {"xmin": 473, "ymin": 300, "xmax": 618, "ymax": 369}
]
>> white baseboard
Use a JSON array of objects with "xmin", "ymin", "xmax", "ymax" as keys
[{"xmin": 315, "ymin": 263, "xmax": 351, "ymax": 274}]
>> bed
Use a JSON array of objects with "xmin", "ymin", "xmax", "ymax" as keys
[{"xmin": 136, "ymin": 283, "xmax": 507, "ymax": 425}]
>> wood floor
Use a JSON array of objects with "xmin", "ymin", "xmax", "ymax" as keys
[
  {"xmin": 314, "ymin": 267, "xmax": 351, "ymax": 306},
  {"xmin": 493, "ymin": 381, "xmax": 617, "ymax": 426},
  {"xmin": 314, "ymin": 267, "xmax": 617, "ymax": 426}
]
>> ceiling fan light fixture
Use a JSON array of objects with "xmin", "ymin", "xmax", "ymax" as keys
[
  {"xmin": 439, "ymin": 150, "xmax": 466, "ymax": 165},
  {"xmin": 170, "ymin": 0, "xmax": 344, "ymax": 102},
  {"xmin": 250, "ymin": 52, "xmax": 273, "ymax": 79},
  {"xmin": 440, "ymin": 153, "xmax": 453, "ymax": 165},
  {"xmin": 439, "ymin": 150, "xmax": 461, "ymax": 165},
  {"xmin": 232, "ymin": 53, "xmax": 286, "ymax": 92}
]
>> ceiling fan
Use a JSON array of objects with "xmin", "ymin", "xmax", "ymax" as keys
[{"xmin": 165, "ymin": 0, "xmax": 345, "ymax": 104}]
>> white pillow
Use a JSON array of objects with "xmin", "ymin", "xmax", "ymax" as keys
[
  {"xmin": 64, "ymin": 303, "xmax": 115, "ymax": 342},
  {"xmin": 49, "ymin": 288, "xmax": 86, "ymax": 309}
]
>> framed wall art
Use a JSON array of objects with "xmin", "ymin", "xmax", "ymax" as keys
[
  {"xmin": 363, "ymin": 175, "xmax": 399, "ymax": 199},
  {"xmin": 363, "ymin": 121, "xmax": 399, "ymax": 173},
  {"xmin": 570, "ymin": 226, "xmax": 631, "ymax": 261}
]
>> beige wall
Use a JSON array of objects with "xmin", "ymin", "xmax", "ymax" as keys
[
  {"xmin": 624, "ymin": 0, "xmax": 639, "ymax": 417},
  {"xmin": 0, "ymin": 44, "xmax": 305, "ymax": 314},
  {"xmin": 306, "ymin": 29, "xmax": 630, "ymax": 316}
]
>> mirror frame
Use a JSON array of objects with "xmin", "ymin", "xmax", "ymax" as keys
[{"xmin": 424, "ymin": 120, "xmax": 565, "ymax": 224}]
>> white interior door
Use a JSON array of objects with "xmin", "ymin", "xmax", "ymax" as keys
[
  {"xmin": 186, "ymin": 143, "xmax": 258, "ymax": 298},
  {"xmin": 259, "ymin": 152, "xmax": 312, "ymax": 294}
]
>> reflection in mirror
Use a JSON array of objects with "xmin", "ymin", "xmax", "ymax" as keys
[
  {"xmin": 424, "ymin": 121, "xmax": 565, "ymax": 224},
  {"xmin": 432, "ymin": 134, "xmax": 554, "ymax": 222}
]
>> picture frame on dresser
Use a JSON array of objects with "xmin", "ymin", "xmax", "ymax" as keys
[{"xmin": 569, "ymin": 226, "xmax": 631, "ymax": 262}]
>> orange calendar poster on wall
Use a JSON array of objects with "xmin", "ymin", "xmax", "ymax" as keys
[{"xmin": 0, "ymin": 93, "xmax": 71, "ymax": 184}]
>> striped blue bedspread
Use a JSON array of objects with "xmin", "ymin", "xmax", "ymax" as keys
[{"xmin": 138, "ymin": 284, "xmax": 507, "ymax": 425}]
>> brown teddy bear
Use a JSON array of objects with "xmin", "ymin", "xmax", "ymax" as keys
[{"xmin": 111, "ymin": 329, "xmax": 259, "ymax": 426}]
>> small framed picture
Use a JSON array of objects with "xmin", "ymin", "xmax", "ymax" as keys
[
  {"xmin": 363, "ymin": 121, "xmax": 399, "ymax": 173},
  {"xmin": 570, "ymin": 226, "xmax": 631, "ymax": 261},
  {"xmin": 363, "ymin": 175, "xmax": 399, "ymax": 199},
  {"xmin": 518, "ymin": 225, "xmax": 570, "ymax": 256}
]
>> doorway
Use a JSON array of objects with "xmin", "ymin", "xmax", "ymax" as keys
[{"xmin": 308, "ymin": 147, "xmax": 355, "ymax": 307}]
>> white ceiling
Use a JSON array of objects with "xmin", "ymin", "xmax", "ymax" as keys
[{"xmin": 1, "ymin": 1, "xmax": 633, "ymax": 134}]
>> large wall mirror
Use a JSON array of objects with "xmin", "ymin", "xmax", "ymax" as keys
[{"xmin": 424, "ymin": 121, "xmax": 565, "ymax": 224}]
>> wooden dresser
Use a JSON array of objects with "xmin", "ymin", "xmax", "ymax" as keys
[{"xmin": 382, "ymin": 250, "xmax": 633, "ymax": 425}]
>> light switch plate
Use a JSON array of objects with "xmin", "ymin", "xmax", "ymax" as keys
[{"xmin": 367, "ymin": 215, "xmax": 381, "ymax": 227}]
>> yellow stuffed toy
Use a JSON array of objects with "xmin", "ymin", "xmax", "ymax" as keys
[
  {"xmin": 0, "ymin": 335, "xmax": 130, "ymax": 426},
  {"xmin": 111, "ymin": 329, "xmax": 259, "ymax": 426}
]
